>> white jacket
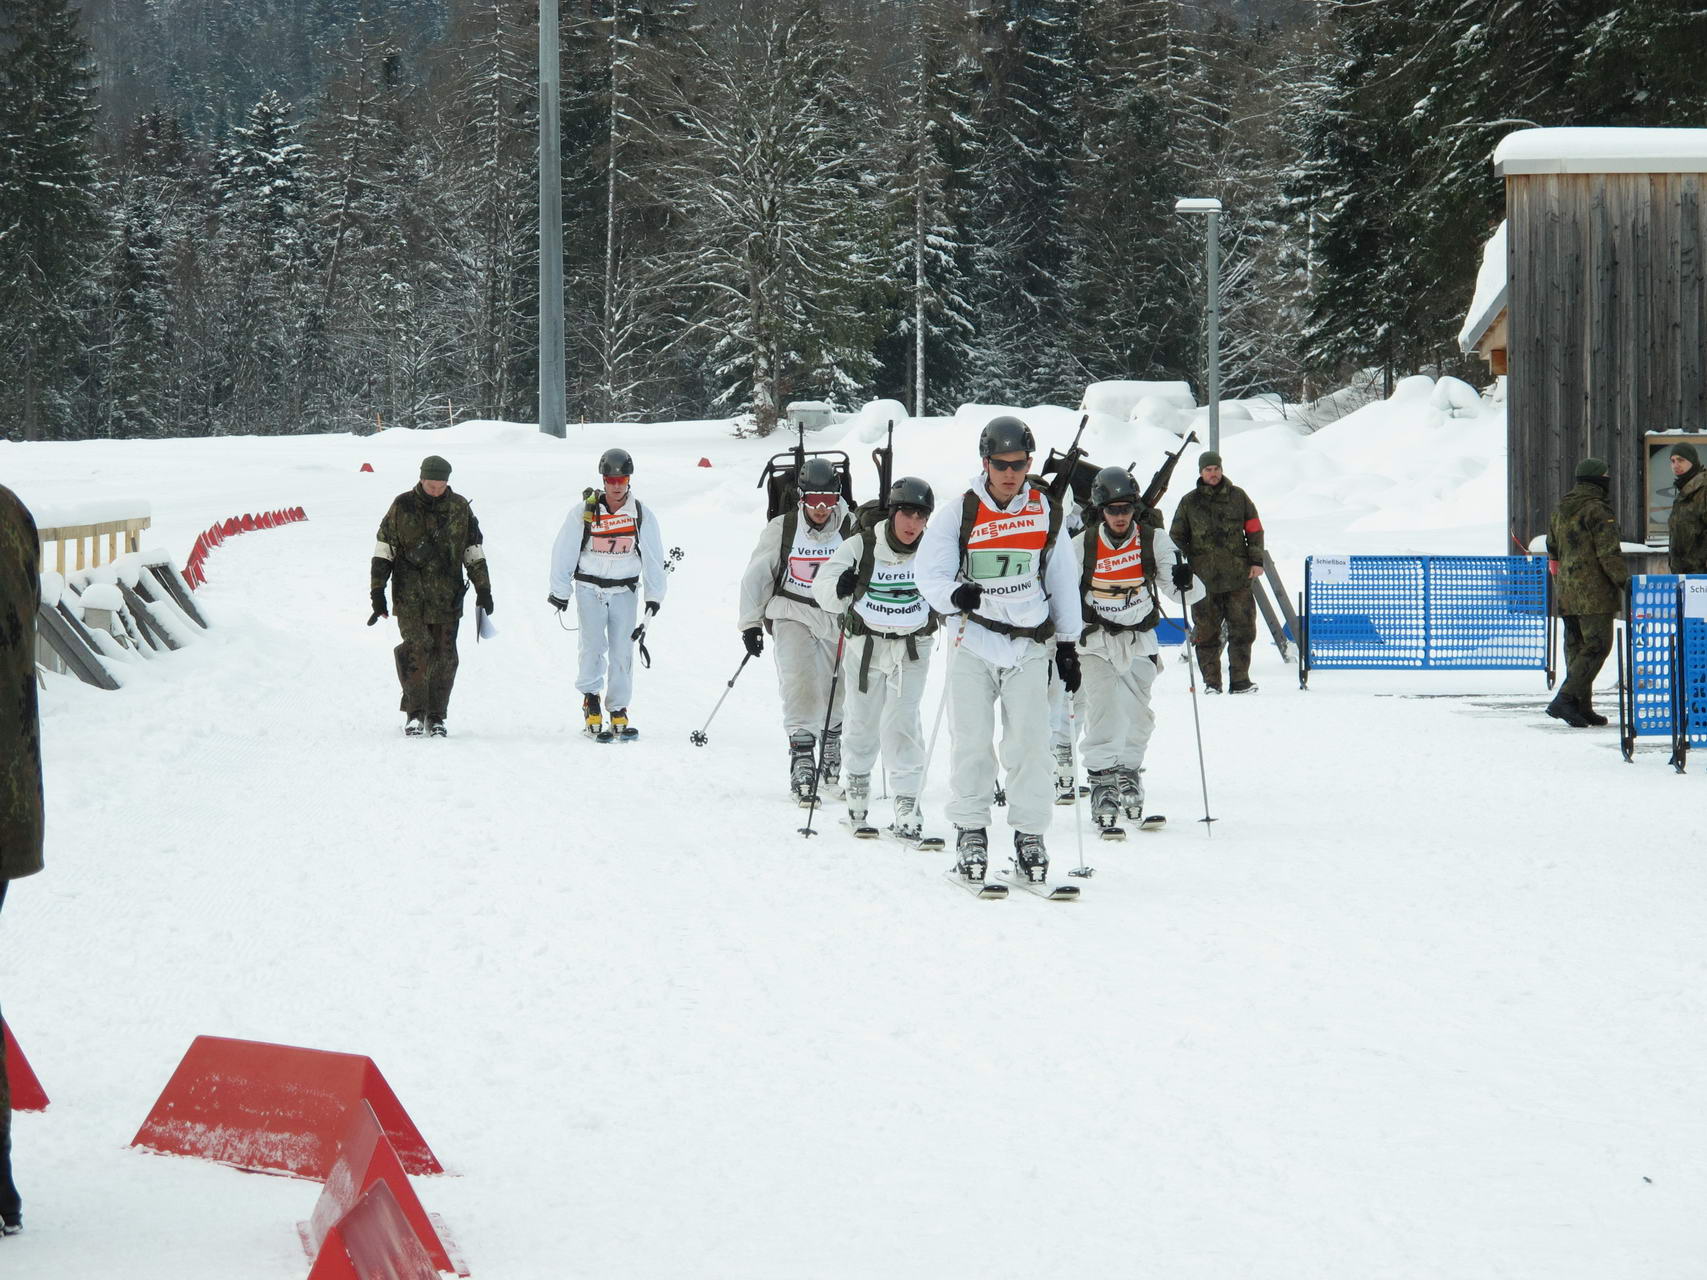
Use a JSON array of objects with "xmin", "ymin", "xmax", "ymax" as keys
[
  {"xmin": 915, "ymin": 475, "xmax": 1082, "ymax": 670},
  {"xmin": 548, "ymin": 492, "xmax": 668, "ymax": 606},
  {"xmin": 738, "ymin": 499, "xmax": 850, "ymax": 638},
  {"xmin": 1070, "ymin": 521, "xmax": 1203, "ymax": 664}
]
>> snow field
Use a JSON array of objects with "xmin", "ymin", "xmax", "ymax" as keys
[{"xmin": 1, "ymin": 395, "xmax": 1703, "ymax": 1278}]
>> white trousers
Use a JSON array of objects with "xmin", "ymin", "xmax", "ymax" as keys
[
  {"xmin": 946, "ymin": 644, "xmax": 1052, "ymax": 835},
  {"xmin": 1049, "ymin": 673, "xmax": 1072, "ymax": 749},
  {"xmin": 772, "ymin": 616, "xmax": 845, "ymax": 740},
  {"xmin": 1075, "ymin": 649, "xmax": 1158, "ymax": 772},
  {"xmin": 841, "ymin": 642, "xmax": 931, "ymax": 795},
  {"xmin": 575, "ymin": 584, "xmax": 639, "ymax": 708}
]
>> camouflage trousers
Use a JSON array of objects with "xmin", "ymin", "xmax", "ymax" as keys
[
  {"xmin": 1560, "ymin": 613, "xmax": 1616, "ymax": 707},
  {"xmin": 1, "ymin": 880, "xmax": 18, "ymax": 1227},
  {"xmin": 1190, "ymin": 586, "xmax": 1258, "ymax": 686},
  {"xmin": 394, "ymin": 616, "xmax": 461, "ymax": 719}
]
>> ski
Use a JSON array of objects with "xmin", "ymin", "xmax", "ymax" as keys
[
  {"xmin": 998, "ymin": 870, "xmax": 1081, "ymax": 900},
  {"xmin": 944, "ymin": 870, "xmax": 1007, "ymax": 899},
  {"xmin": 1137, "ymin": 814, "xmax": 1166, "ymax": 831},
  {"xmin": 1098, "ymin": 825, "xmax": 1127, "ymax": 842},
  {"xmin": 1054, "ymin": 789, "xmax": 1075, "ymax": 806},
  {"xmin": 841, "ymin": 817, "xmax": 881, "ymax": 840},
  {"xmin": 887, "ymin": 828, "xmax": 946, "ymax": 853}
]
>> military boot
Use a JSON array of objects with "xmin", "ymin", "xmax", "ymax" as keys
[
  {"xmin": 1546, "ymin": 692, "xmax": 1591, "ymax": 729},
  {"xmin": 404, "ymin": 715, "xmax": 425, "ymax": 737},
  {"xmin": 427, "ymin": 716, "xmax": 448, "ymax": 738}
]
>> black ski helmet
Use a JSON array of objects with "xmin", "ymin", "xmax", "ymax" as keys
[
  {"xmin": 887, "ymin": 475, "xmax": 935, "ymax": 515},
  {"xmin": 598, "ymin": 447, "xmax": 634, "ymax": 478},
  {"xmin": 1090, "ymin": 465, "xmax": 1140, "ymax": 509},
  {"xmin": 797, "ymin": 456, "xmax": 840, "ymax": 494},
  {"xmin": 979, "ymin": 415, "xmax": 1035, "ymax": 459}
]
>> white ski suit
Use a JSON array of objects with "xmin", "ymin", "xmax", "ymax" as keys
[
  {"xmin": 916, "ymin": 476, "xmax": 1081, "ymax": 837},
  {"xmin": 738, "ymin": 499, "xmax": 850, "ymax": 741},
  {"xmin": 811, "ymin": 520, "xmax": 935, "ymax": 796},
  {"xmin": 1070, "ymin": 519, "xmax": 1201, "ymax": 774},
  {"xmin": 548, "ymin": 491, "xmax": 668, "ymax": 712}
]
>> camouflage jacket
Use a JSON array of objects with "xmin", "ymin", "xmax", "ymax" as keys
[
  {"xmin": 1546, "ymin": 480, "xmax": 1629, "ymax": 616},
  {"xmin": 1, "ymin": 483, "xmax": 45, "ymax": 881},
  {"xmin": 371, "ymin": 485, "xmax": 492, "ymax": 621},
  {"xmin": 1168, "ymin": 477, "xmax": 1265, "ymax": 594},
  {"xmin": 1667, "ymin": 467, "xmax": 1707, "ymax": 575}
]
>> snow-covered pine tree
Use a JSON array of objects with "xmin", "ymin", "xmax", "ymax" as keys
[
  {"xmin": 0, "ymin": 0, "xmax": 102, "ymax": 440},
  {"xmin": 102, "ymin": 187, "xmax": 174, "ymax": 439}
]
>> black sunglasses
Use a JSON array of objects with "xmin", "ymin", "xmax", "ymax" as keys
[
  {"xmin": 1102, "ymin": 502, "xmax": 1135, "ymax": 516},
  {"xmin": 986, "ymin": 456, "xmax": 1030, "ymax": 472}
]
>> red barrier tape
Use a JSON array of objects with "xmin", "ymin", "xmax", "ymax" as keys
[{"xmin": 183, "ymin": 507, "xmax": 309, "ymax": 590}]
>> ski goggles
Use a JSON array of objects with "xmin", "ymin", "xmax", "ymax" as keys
[
  {"xmin": 802, "ymin": 492, "xmax": 839, "ymax": 508},
  {"xmin": 602, "ymin": 475, "xmax": 630, "ymax": 486},
  {"xmin": 986, "ymin": 456, "xmax": 1031, "ymax": 472},
  {"xmin": 1102, "ymin": 502, "xmax": 1136, "ymax": 517}
]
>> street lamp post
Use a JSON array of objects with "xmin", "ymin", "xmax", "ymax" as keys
[
  {"xmin": 1175, "ymin": 197, "xmax": 1222, "ymax": 454},
  {"xmin": 538, "ymin": 0, "xmax": 566, "ymax": 438}
]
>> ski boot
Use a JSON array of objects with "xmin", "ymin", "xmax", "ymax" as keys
[
  {"xmin": 891, "ymin": 793, "xmax": 920, "ymax": 841},
  {"xmin": 583, "ymin": 692, "xmax": 604, "ymax": 739},
  {"xmin": 427, "ymin": 716, "xmax": 448, "ymax": 739},
  {"xmin": 820, "ymin": 726, "xmax": 843, "ymax": 795},
  {"xmin": 1052, "ymin": 742, "xmax": 1075, "ymax": 805},
  {"xmin": 789, "ymin": 731, "xmax": 818, "ymax": 804},
  {"xmin": 954, "ymin": 827, "xmax": 989, "ymax": 883},
  {"xmin": 1013, "ymin": 830, "xmax": 1049, "ymax": 883},
  {"xmin": 1118, "ymin": 768, "xmax": 1145, "ymax": 822},
  {"xmin": 1087, "ymin": 768, "xmax": 1121, "ymax": 834},
  {"xmin": 845, "ymin": 772, "xmax": 871, "ymax": 824},
  {"xmin": 404, "ymin": 715, "xmax": 425, "ymax": 738},
  {"xmin": 608, "ymin": 708, "xmax": 639, "ymax": 742}
]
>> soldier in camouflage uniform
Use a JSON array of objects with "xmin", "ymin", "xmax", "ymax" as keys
[
  {"xmin": 1169, "ymin": 450, "xmax": 1265, "ymax": 693},
  {"xmin": 1665, "ymin": 441, "xmax": 1707, "ymax": 574},
  {"xmin": 369, "ymin": 456, "xmax": 494, "ymax": 737},
  {"xmin": 1, "ymin": 480, "xmax": 46, "ymax": 1236},
  {"xmin": 1545, "ymin": 456, "xmax": 1630, "ymax": 728}
]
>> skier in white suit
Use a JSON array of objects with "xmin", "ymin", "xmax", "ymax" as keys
[
  {"xmin": 548, "ymin": 447, "xmax": 668, "ymax": 741},
  {"xmin": 739, "ymin": 456, "xmax": 851, "ymax": 802},
  {"xmin": 811, "ymin": 476, "xmax": 940, "ymax": 846},
  {"xmin": 915, "ymin": 417, "xmax": 1083, "ymax": 886}
]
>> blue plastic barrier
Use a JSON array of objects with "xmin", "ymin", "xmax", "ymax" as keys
[
  {"xmin": 1620, "ymin": 575, "xmax": 1707, "ymax": 768},
  {"xmin": 1300, "ymin": 555, "xmax": 1553, "ymax": 686}
]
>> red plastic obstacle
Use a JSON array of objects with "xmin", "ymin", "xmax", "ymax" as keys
[
  {"xmin": 360, "ymin": 463, "xmax": 375, "ymax": 473},
  {"xmin": 303, "ymin": 1102, "xmax": 462, "ymax": 1275},
  {"xmin": 2, "ymin": 1020, "xmax": 48, "ymax": 1112},
  {"xmin": 184, "ymin": 507, "xmax": 310, "ymax": 590},
  {"xmin": 131, "ymin": 1036, "xmax": 443, "ymax": 1180},
  {"xmin": 698, "ymin": 457, "xmax": 712, "ymax": 467},
  {"xmin": 307, "ymin": 1182, "xmax": 441, "ymax": 1280}
]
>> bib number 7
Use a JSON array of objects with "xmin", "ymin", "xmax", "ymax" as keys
[{"xmin": 968, "ymin": 548, "xmax": 1033, "ymax": 580}]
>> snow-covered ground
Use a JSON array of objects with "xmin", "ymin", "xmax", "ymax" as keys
[{"xmin": 2, "ymin": 386, "xmax": 1704, "ymax": 1279}]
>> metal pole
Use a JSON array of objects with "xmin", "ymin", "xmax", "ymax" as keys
[
  {"xmin": 1206, "ymin": 207, "xmax": 1220, "ymax": 455},
  {"xmin": 538, "ymin": 0, "xmax": 566, "ymax": 438}
]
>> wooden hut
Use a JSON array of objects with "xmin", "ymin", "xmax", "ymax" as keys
[{"xmin": 1490, "ymin": 127, "xmax": 1707, "ymax": 551}]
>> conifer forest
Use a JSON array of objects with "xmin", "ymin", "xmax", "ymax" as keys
[{"xmin": 2, "ymin": 0, "xmax": 1703, "ymax": 440}]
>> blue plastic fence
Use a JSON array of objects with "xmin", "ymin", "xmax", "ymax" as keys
[
  {"xmin": 1620, "ymin": 574, "xmax": 1707, "ymax": 767},
  {"xmin": 1301, "ymin": 555, "xmax": 1552, "ymax": 685}
]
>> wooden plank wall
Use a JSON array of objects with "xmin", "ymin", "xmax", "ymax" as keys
[{"xmin": 1507, "ymin": 171, "xmax": 1707, "ymax": 548}]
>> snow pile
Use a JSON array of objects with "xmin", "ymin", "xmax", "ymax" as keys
[
  {"xmin": 21, "ymin": 496, "xmax": 152, "ymax": 529},
  {"xmin": 1458, "ymin": 220, "xmax": 1508, "ymax": 353}
]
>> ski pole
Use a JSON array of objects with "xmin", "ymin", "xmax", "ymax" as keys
[
  {"xmin": 799, "ymin": 631, "xmax": 847, "ymax": 837},
  {"xmin": 915, "ymin": 614, "xmax": 967, "ymax": 828},
  {"xmin": 689, "ymin": 654, "xmax": 750, "ymax": 746},
  {"xmin": 1065, "ymin": 705, "xmax": 1092, "ymax": 877},
  {"xmin": 1173, "ymin": 554, "xmax": 1215, "ymax": 834}
]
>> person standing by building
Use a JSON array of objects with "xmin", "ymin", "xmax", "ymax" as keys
[
  {"xmin": 1666, "ymin": 441, "xmax": 1707, "ymax": 574},
  {"xmin": 1169, "ymin": 450, "xmax": 1264, "ymax": 693},
  {"xmin": 739, "ymin": 456, "xmax": 852, "ymax": 802},
  {"xmin": 916, "ymin": 417, "xmax": 1081, "ymax": 886},
  {"xmin": 368, "ymin": 455, "xmax": 494, "ymax": 737},
  {"xmin": 548, "ymin": 448, "xmax": 668, "ymax": 741},
  {"xmin": 1072, "ymin": 467, "xmax": 1201, "ymax": 834},
  {"xmin": 812, "ymin": 477, "xmax": 941, "ymax": 846},
  {"xmin": 0, "ymin": 479, "xmax": 45, "ymax": 1236},
  {"xmin": 1546, "ymin": 456, "xmax": 1630, "ymax": 728}
]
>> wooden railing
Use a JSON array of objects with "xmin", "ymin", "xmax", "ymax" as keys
[{"xmin": 37, "ymin": 517, "xmax": 152, "ymax": 574}]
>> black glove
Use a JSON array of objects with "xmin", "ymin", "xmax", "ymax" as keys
[
  {"xmin": 476, "ymin": 588, "xmax": 494, "ymax": 615},
  {"xmin": 1055, "ymin": 642, "xmax": 1081, "ymax": 694},
  {"xmin": 950, "ymin": 582, "xmax": 982, "ymax": 613},
  {"xmin": 645, "ymin": 600, "xmax": 660, "ymax": 618},
  {"xmin": 836, "ymin": 567, "xmax": 858, "ymax": 600},
  {"xmin": 743, "ymin": 627, "xmax": 765, "ymax": 658},
  {"xmin": 1171, "ymin": 563, "xmax": 1194, "ymax": 590},
  {"xmin": 367, "ymin": 588, "xmax": 388, "ymax": 626},
  {"xmin": 547, "ymin": 593, "xmax": 568, "ymax": 612}
]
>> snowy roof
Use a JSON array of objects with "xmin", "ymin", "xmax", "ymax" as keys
[
  {"xmin": 1495, "ymin": 128, "xmax": 1707, "ymax": 176},
  {"xmin": 1459, "ymin": 221, "xmax": 1508, "ymax": 354}
]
